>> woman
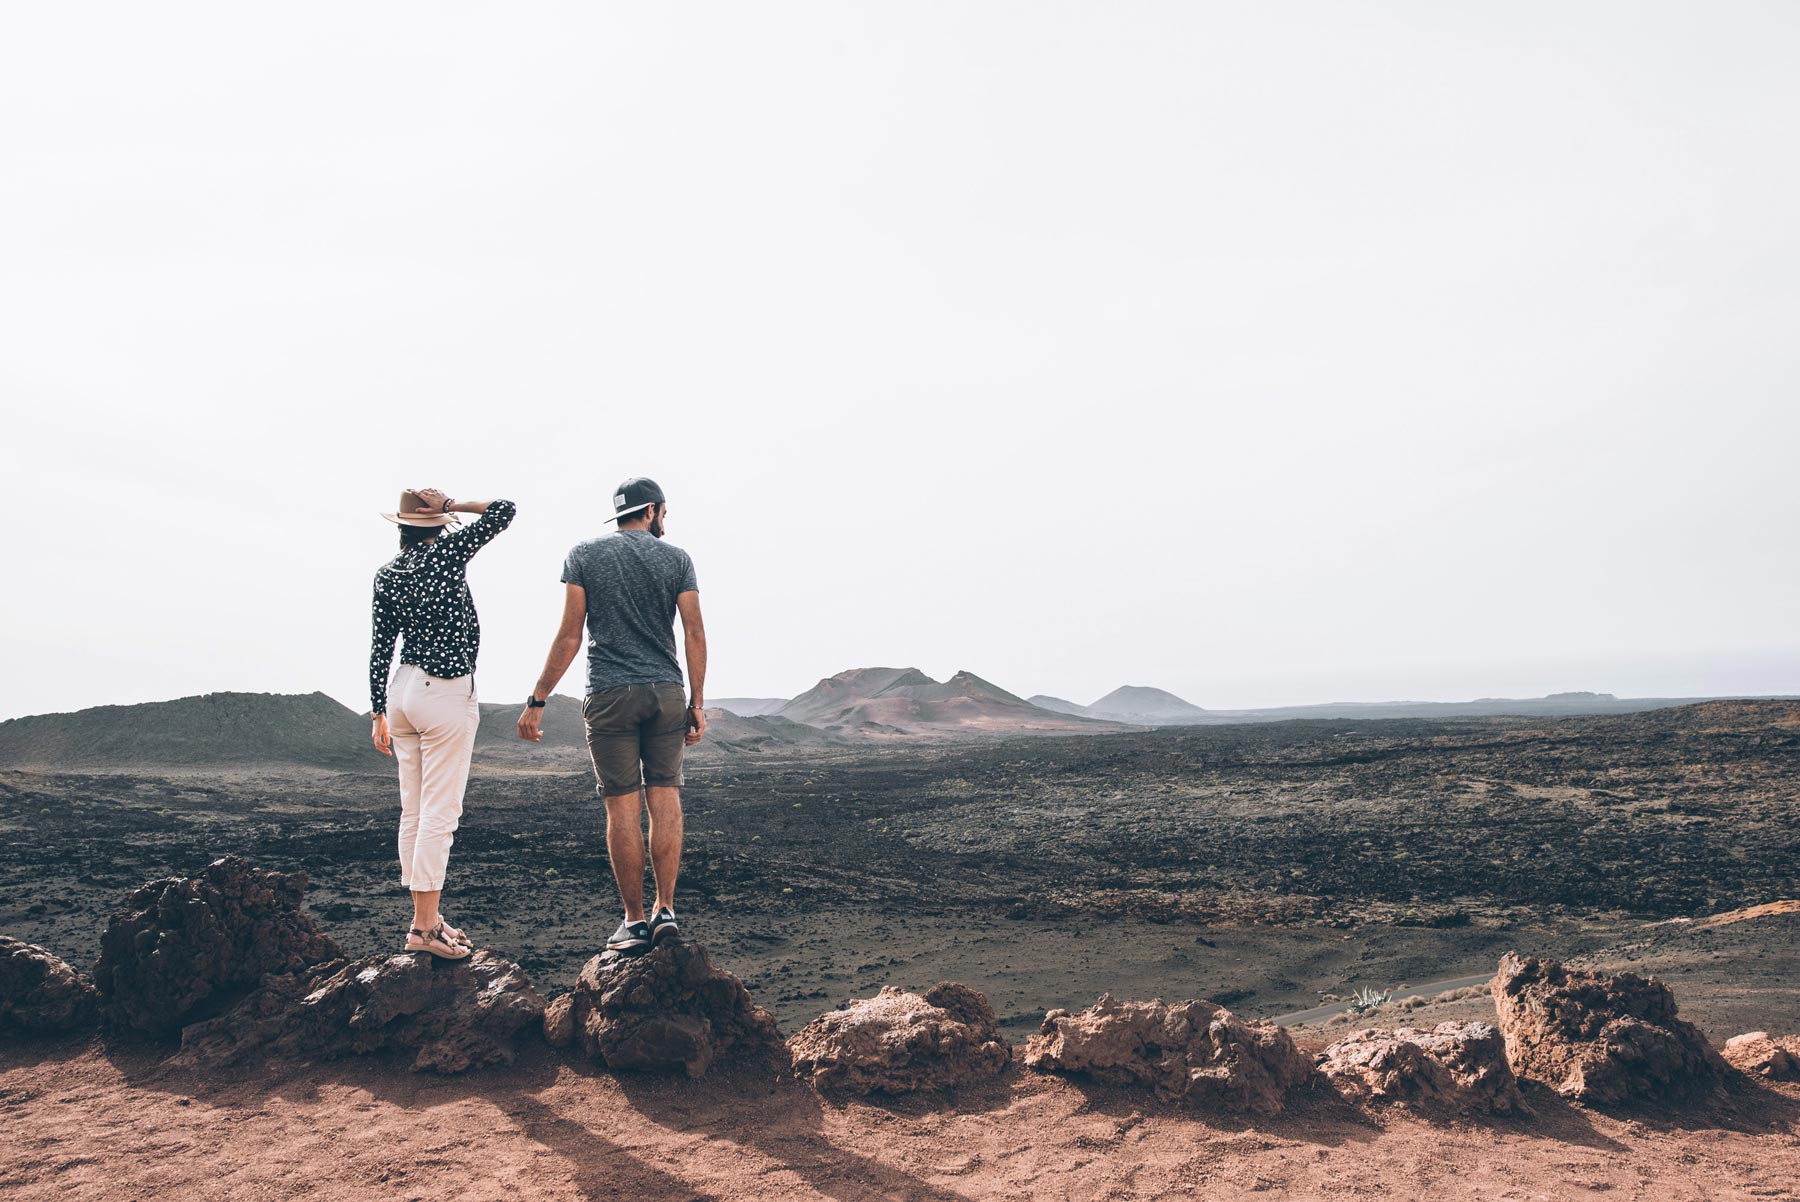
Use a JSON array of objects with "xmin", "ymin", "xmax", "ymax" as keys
[{"xmin": 369, "ymin": 486, "xmax": 516, "ymax": 960}]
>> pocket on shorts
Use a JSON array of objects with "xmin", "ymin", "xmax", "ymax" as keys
[
  {"xmin": 583, "ymin": 685, "xmax": 637, "ymax": 737},
  {"xmin": 649, "ymin": 683, "xmax": 688, "ymax": 735}
]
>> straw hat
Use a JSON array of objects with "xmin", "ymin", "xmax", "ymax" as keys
[{"xmin": 380, "ymin": 489, "xmax": 458, "ymax": 527}]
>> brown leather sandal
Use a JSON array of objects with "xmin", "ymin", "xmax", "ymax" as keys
[
  {"xmin": 436, "ymin": 917, "xmax": 473, "ymax": 949},
  {"xmin": 406, "ymin": 921, "xmax": 471, "ymax": 960}
]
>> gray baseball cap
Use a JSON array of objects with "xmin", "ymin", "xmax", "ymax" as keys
[{"xmin": 605, "ymin": 477, "xmax": 667, "ymax": 523}]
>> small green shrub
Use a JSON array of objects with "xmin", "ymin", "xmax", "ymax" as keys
[{"xmin": 1343, "ymin": 986, "xmax": 1391, "ymax": 1017}]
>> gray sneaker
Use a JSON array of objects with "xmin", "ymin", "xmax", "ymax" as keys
[
  {"xmin": 606, "ymin": 918, "xmax": 652, "ymax": 954},
  {"xmin": 649, "ymin": 906, "xmax": 681, "ymax": 947}
]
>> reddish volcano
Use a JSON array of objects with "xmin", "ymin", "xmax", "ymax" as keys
[{"xmin": 776, "ymin": 667, "xmax": 1125, "ymax": 738}]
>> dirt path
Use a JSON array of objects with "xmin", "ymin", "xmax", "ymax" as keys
[{"xmin": 3, "ymin": 1038, "xmax": 1798, "ymax": 1202}]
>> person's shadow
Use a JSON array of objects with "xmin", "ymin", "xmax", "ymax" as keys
[
  {"xmin": 85, "ymin": 1035, "xmax": 742, "ymax": 1202},
  {"xmin": 604, "ymin": 1047, "xmax": 981, "ymax": 1202}
]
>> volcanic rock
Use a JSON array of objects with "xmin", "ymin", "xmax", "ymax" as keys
[
  {"xmin": 94, "ymin": 857, "xmax": 343, "ymax": 1037},
  {"xmin": 1, "ymin": 936, "xmax": 99, "ymax": 1034},
  {"xmin": 1022, "ymin": 993, "xmax": 1313, "ymax": 1115},
  {"xmin": 543, "ymin": 993, "xmax": 575, "ymax": 1048},
  {"xmin": 563, "ymin": 942, "xmax": 782, "ymax": 1077},
  {"xmin": 172, "ymin": 949, "xmax": 546, "ymax": 1073},
  {"xmin": 1490, "ymin": 952, "xmax": 1728, "ymax": 1104},
  {"xmin": 1318, "ymin": 1022, "xmax": 1525, "ymax": 1113},
  {"xmin": 788, "ymin": 981, "xmax": 1011, "ymax": 1094},
  {"xmin": 165, "ymin": 964, "xmax": 324, "ymax": 1066},
  {"xmin": 1722, "ymin": 1032, "xmax": 1800, "ymax": 1081}
]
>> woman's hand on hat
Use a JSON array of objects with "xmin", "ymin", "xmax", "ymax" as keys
[{"xmin": 412, "ymin": 487, "xmax": 450, "ymax": 514}]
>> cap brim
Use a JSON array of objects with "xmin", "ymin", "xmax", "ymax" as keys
[
  {"xmin": 604, "ymin": 502, "xmax": 654, "ymax": 523},
  {"xmin": 381, "ymin": 512, "xmax": 458, "ymax": 527}
]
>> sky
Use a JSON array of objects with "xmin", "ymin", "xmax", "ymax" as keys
[{"xmin": 1, "ymin": 2, "xmax": 1796, "ymax": 722}]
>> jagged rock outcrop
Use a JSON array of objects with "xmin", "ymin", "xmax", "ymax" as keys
[
  {"xmin": 1, "ymin": 936, "xmax": 99, "ymax": 1034},
  {"xmin": 172, "ymin": 949, "xmax": 546, "ymax": 1073},
  {"xmin": 1722, "ymin": 1032, "xmax": 1800, "ymax": 1081},
  {"xmin": 1490, "ymin": 952, "xmax": 1728, "ymax": 1104},
  {"xmin": 562, "ymin": 943, "xmax": 782, "ymax": 1077},
  {"xmin": 1023, "ymin": 993, "xmax": 1313, "ymax": 1115},
  {"xmin": 1318, "ymin": 1022, "xmax": 1525, "ymax": 1113},
  {"xmin": 93, "ymin": 857, "xmax": 343, "ymax": 1037},
  {"xmin": 788, "ymin": 981, "xmax": 1011, "ymax": 1094},
  {"xmin": 543, "ymin": 993, "xmax": 576, "ymax": 1048}
]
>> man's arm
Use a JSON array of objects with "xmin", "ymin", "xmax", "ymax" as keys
[
  {"xmin": 517, "ymin": 583, "xmax": 587, "ymax": 742},
  {"xmin": 677, "ymin": 589, "xmax": 706, "ymax": 745}
]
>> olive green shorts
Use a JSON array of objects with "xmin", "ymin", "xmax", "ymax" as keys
[{"xmin": 583, "ymin": 682, "xmax": 687, "ymax": 797}]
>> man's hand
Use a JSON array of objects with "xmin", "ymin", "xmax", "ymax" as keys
[
  {"xmin": 518, "ymin": 703, "xmax": 545, "ymax": 743},
  {"xmin": 371, "ymin": 713, "xmax": 392, "ymax": 756},
  {"xmin": 685, "ymin": 705, "xmax": 706, "ymax": 746}
]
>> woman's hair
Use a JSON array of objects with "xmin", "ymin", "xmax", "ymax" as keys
[{"xmin": 398, "ymin": 523, "xmax": 441, "ymax": 550}]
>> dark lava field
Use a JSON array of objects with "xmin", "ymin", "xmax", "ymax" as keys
[{"xmin": 2, "ymin": 700, "xmax": 1796, "ymax": 1036}]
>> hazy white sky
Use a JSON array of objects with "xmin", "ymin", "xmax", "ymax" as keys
[{"xmin": 2, "ymin": 2, "xmax": 1796, "ymax": 722}]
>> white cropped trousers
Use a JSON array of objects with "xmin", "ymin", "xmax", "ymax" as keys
[{"xmin": 387, "ymin": 663, "xmax": 479, "ymax": 892}]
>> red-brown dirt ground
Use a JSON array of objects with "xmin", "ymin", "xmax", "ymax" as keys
[{"xmin": 4, "ymin": 1036, "xmax": 1799, "ymax": 1202}]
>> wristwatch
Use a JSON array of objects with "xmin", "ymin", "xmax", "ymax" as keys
[{"xmin": 526, "ymin": 696, "xmax": 546, "ymax": 709}]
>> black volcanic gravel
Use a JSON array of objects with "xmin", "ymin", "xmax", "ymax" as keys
[{"xmin": 0, "ymin": 702, "xmax": 1795, "ymax": 1031}]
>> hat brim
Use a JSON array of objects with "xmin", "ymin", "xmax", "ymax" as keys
[
  {"xmin": 381, "ymin": 512, "xmax": 458, "ymax": 527},
  {"xmin": 604, "ymin": 502, "xmax": 654, "ymax": 524}
]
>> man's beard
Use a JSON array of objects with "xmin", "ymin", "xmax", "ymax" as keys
[{"xmin": 649, "ymin": 513, "xmax": 664, "ymax": 538}]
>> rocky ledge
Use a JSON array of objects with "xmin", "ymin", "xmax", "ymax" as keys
[
  {"xmin": 1318, "ymin": 1021, "xmax": 1525, "ymax": 1114},
  {"xmin": 1490, "ymin": 952, "xmax": 1729, "ymax": 1104},
  {"xmin": 1, "ymin": 935, "xmax": 99, "ymax": 1034},
  {"xmin": 93, "ymin": 856, "xmax": 343, "ymax": 1038},
  {"xmin": 1023, "ymin": 993, "xmax": 1314, "ymax": 1115},
  {"xmin": 788, "ymin": 981, "xmax": 1010, "ymax": 1094},
  {"xmin": 544, "ymin": 942, "xmax": 782, "ymax": 1078},
  {"xmin": 1721, "ymin": 1031, "xmax": 1800, "ymax": 1082},
  {"xmin": 172, "ymin": 948, "xmax": 546, "ymax": 1074}
]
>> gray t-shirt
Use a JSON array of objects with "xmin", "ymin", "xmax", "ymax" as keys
[{"xmin": 561, "ymin": 531, "xmax": 699, "ymax": 694}]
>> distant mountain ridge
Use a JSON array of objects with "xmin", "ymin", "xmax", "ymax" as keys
[
  {"xmin": 1020, "ymin": 685, "xmax": 1775, "ymax": 726},
  {"xmin": 1087, "ymin": 685, "xmax": 1210, "ymax": 724},
  {"xmin": 0, "ymin": 692, "xmax": 371, "ymax": 773},
  {"xmin": 0, "ymin": 691, "xmax": 847, "ymax": 775},
  {"xmin": 473, "ymin": 695, "xmax": 844, "ymax": 769},
  {"xmin": 1205, "ymin": 692, "xmax": 1677, "ymax": 722},
  {"xmin": 2, "ymin": 680, "xmax": 1789, "ymax": 773},
  {"xmin": 776, "ymin": 667, "xmax": 1123, "ymax": 738},
  {"xmin": 711, "ymin": 698, "xmax": 788, "ymax": 717},
  {"xmin": 1027, "ymin": 684, "xmax": 1210, "ymax": 725}
]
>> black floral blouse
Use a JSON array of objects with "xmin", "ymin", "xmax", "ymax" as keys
[{"xmin": 368, "ymin": 499, "xmax": 516, "ymax": 714}]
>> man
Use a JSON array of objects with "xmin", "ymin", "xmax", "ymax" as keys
[{"xmin": 517, "ymin": 477, "xmax": 707, "ymax": 955}]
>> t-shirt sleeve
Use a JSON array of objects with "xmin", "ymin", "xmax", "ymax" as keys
[
  {"xmin": 560, "ymin": 545, "xmax": 583, "ymax": 587},
  {"xmin": 678, "ymin": 551, "xmax": 698, "ymax": 593}
]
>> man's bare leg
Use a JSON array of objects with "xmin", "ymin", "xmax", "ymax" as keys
[
  {"xmin": 646, "ymin": 785, "xmax": 683, "ymax": 912},
  {"xmin": 604, "ymin": 789, "xmax": 647, "ymax": 922}
]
